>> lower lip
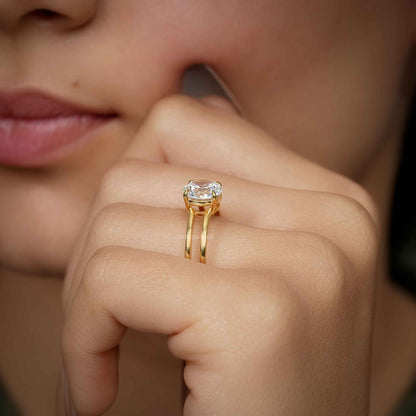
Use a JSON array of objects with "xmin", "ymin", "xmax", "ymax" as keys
[{"xmin": 0, "ymin": 114, "xmax": 115, "ymax": 167}]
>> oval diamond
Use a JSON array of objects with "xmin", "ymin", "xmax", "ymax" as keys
[{"xmin": 184, "ymin": 180, "xmax": 222, "ymax": 201}]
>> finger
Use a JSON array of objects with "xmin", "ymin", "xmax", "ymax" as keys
[
  {"xmin": 123, "ymin": 94, "xmax": 375, "ymax": 216},
  {"xmin": 62, "ymin": 247, "xmax": 208, "ymax": 416},
  {"xmin": 66, "ymin": 200, "xmax": 371, "ymax": 317},
  {"xmin": 62, "ymin": 247, "xmax": 270, "ymax": 416},
  {"xmin": 69, "ymin": 204, "xmax": 325, "ymax": 285},
  {"xmin": 95, "ymin": 160, "xmax": 376, "ymax": 267},
  {"xmin": 62, "ymin": 242, "xmax": 349, "ymax": 416}
]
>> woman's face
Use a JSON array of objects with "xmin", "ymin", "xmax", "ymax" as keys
[{"xmin": 0, "ymin": 0, "xmax": 414, "ymax": 275}]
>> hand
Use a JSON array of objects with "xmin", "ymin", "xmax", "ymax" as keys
[{"xmin": 61, "ymin": 95, "xmax": 378, "ymax": 415}]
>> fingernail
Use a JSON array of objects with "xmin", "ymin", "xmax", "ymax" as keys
[{"xmin": 61, "ymin": 368, "xmax": 78, "ymax": 416}]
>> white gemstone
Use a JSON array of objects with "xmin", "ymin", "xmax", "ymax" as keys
[{"xmin": 184, "ymin": 180, "xmax": 222, "ymax": 201}]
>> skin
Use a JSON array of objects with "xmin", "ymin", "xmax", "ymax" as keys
[
  {"xmin": 60, "ymin": 96, "xmax": 380, "ymax": 415},
  {"xmin": 0, "ymin": 0, "xmax": 415, "ymax": 415}
]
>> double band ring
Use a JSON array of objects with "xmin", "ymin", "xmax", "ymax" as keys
[{"xmin": 183, "ymin": 179, "xmax": 222, "ymax": 263}]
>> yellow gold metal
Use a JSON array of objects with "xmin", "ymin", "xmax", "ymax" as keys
[
  {"xmin": 183, "ymin": 181, "xmax": 222, "ymax": 263},
  {"xmin": 200, "ymin": 206, "xmax": 212, "ymax": 263},
  {"xmin": 185, "ymin": 207, "xmax": 195, "ymax": 260}
]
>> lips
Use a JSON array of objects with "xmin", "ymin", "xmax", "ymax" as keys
[{"xmin": 0, "ymin": 88, "xmax": 117, "ymax": 167}]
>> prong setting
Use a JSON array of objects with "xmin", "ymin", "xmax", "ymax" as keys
[
  {"xmin": 183, "ymin": 180, "xmax": 222, "ymax": 263},
  {"xmin": 183, "ymin": 180, "xmax": 222, "ymax": 216}
]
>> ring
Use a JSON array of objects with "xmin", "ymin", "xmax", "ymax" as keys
[{"xmin": 183, "ymin": 179, "xmax": 222, "ymax": 263}]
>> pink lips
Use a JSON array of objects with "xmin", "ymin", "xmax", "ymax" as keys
[{"xmin": 0, "ymin": 89, "xmax": 117, "ymax": 167}]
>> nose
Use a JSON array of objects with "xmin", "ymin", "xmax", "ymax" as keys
[{"xmin": 0, "ymin": 0, "xmax": 98, "ymax": 32}]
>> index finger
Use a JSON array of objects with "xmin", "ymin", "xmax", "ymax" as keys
[
  {"xmin": 124, "ymin": 94, "xmax": 376, "ymax": 217},
  {"xmin": 62, "ymin": 246, "xmax": 250, "ymax": 416}
]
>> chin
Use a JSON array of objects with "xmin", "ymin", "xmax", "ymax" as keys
[{"xmin": 0, "ymin": 187, "xmax": 90, "ymax": 277}]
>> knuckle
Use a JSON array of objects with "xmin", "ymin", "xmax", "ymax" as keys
[
  {"xmin": 340, "ymin": 178, "xmax": 379, "ymax": 225},
  {"xmin": 331, "ymin": 194, "xmax": 379, "ymax": 256},
  {"xmin": 236, "ymin": 275, "xmax": 305, "ymax": 357},
  {"xmin": 61, "ymin": 247, "xmax": 118, "ymax": 360},
  {"xmin": 299, "ymin": 233, "xmax": 350, "ymax": 303},
  {"xmin": 305, "ymin": 233, "xmax": 346, "ymax": 273},
  {"xmin": 97, "ymin": 160, "xmax": 136, "ymax": 203},
  {"xmin": 88, "ymin": 203, "xmax": 126, "ymax": 246},
  {"xmin": 145, "ymin": 94, "xmax": 194, "ymax": 135},
  {"xmin": 240, "ymin": 273, "xmax": 300, "ymax": 336},
  {"xmin": 81, "ymin": 246, "xmax": 116, "ymax": 301}
]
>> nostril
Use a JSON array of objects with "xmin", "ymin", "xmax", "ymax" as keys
[
  {"xmin": 26, "ymin": 9, "xmax": 63, "ymax": 21},
  {"xmin": 0, "ymin": 2, "xmax": 98, "ymax": 31}
]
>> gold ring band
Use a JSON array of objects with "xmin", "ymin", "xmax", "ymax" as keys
[
  {"xmin": 183, "ymin": 180, "xmax": 222, "ymax": 263},
  {"xmin": 184, "ymin": 207, "xmax": 195, "ymax": 260}
]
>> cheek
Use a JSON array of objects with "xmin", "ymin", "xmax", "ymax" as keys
[
  {"xmin": 185, "ymin": 0, "xmax": 413, "ymax": 177},
  {"xmin": 57, "ymin": 0, "xmax": 345, "ymax": 116},
  {"xmin": 122, "ymin": 0, "xmax": 394, "ymax": 178},
  {"xmin": 30, "ymin": 0, "xmax": 350, "ymax": 124}
]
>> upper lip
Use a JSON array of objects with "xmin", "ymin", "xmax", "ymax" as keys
[{"xmin": 0, "ymin": 88, "xmax": 117, "ymax": 119}]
